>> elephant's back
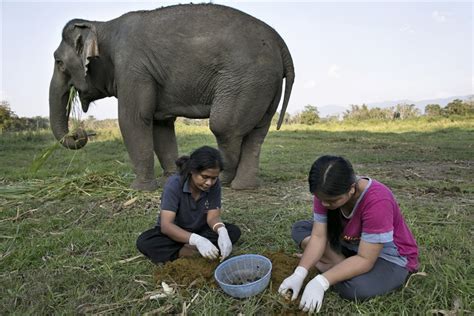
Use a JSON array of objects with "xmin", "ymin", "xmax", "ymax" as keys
[{"xmin": 119, "ymin": 4, "xmax": 283, "ymax": 46}]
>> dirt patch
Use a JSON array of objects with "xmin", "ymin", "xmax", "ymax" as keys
[
  {"xmin": 154, "ymin": 256, "xmax": 220, "ymax": 288},
  {"xmin": 153, "ymin": 251, "xmax": 314, "ymax": 314}
]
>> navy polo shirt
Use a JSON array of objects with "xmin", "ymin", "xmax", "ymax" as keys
[{"xmin": 156, "ymin": 174, "xmax": 221, "ymax": 232}]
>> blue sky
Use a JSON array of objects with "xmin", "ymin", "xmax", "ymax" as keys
[{"xmin": 1, "ymin": 0, "xmax": 472, "ymax": 119}]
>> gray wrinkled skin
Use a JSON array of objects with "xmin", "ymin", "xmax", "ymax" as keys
[{"xmin": 49, "ymin": 4, "xmax": 294, "ymax": 191}]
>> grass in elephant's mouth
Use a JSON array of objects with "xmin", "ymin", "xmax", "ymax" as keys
[
  {"xmin": 0, "ymin": 118, "xmax": 473, "ymax": 314},
  {"xmin": 67, "ymin": 86, "xmax": 83, "ymax": 128}
]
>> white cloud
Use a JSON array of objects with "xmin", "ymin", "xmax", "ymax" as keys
[
  {"xmin": 303, "ymin": 80, "xmax": 318, "ymax": 89},
  {"xmin": 399, "ymin": 24, "xmax": 414, "ymax": 33},
  {"xmin": 432, "ymin": 11, "xmax": 447, "ymax": 23},
  {"xmin": 328, "ymin": 64, "xmax": 341, "ymax": 79}
]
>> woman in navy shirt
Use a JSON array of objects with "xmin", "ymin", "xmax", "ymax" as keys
[{"xmin": 137, "ymin": 146, "xmax": 241, "ymax": 263}]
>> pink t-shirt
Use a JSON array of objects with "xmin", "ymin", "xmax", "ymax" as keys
[{"xmin": 313, "ymin": 178, "xmax": 419, "ymax": 272}]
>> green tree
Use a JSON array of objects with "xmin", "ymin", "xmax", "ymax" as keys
[
  {"xmin": 425, "ymin": 104, "xmax": 442, "ymax": 116},
  {"xmin": 394, "ymin": 103, "xmax": 420, "ymax": 119},
  {"xmin": 298, "ymin": 105, "xmax": 320, "ymax": 125},
  {"xmin": 31, "ymin": 116, "xmax": 50, "ymax": 129},
  {"xmin": 444, "ymin": 98, "xmax": 473, "ymax": 116},
  {"xmin": 0, "ymin": 101, "xmax": 18, "ymax": 132},
  {"xmin": 343, "ymin": 104, "xmax": 370, "ymax": 120}
]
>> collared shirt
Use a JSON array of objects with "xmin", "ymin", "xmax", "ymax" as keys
[{"xmin": 156, "ymin": 174, "xmax": 221, "ymax": 232}]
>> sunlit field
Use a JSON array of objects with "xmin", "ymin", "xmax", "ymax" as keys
[{"xmin": 1, "ymin": 116, "xmax": 473, "ymax": 314}]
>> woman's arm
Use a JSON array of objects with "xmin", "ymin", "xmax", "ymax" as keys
[
  {"xmin": 322, "ymin": 240, "xmax": 383, "ymax": 285},
  {"xmin": 207, "ymin": 208, "xmax": 224, "ymax": 232},
  {"xmin": 299, "ymin": 221, "xmax": 328, "ymax": 270},
  {"xmin": 160, "ymin": 210, "xmax": 192, "ymax": 243}
]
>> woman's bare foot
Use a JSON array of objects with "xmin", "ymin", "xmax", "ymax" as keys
[
  {"xmin": 315, "ymin": 261, "xmax": 334, "ymax": 273},
  {"xmin": 178, "ymin": 244, "xmax": 199, "ymax": 258}
]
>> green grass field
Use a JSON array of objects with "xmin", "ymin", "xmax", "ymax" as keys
[{"xmin": 1, "ymin": 117, "xmax": 473, "ymax": 314}]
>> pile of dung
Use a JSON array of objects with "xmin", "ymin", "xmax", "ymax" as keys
[
  {"xmin": 264, "ymin": 251, "xmax": 302, "ymax": 288},
  {"xmin": 155, "ymin": 256, "xmax": 220, "ymax": 288},
  {"xmin": 154, "ymin": 251, "xmax": 316, "ymax": 292}
]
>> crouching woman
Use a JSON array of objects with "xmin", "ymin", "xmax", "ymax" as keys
[
  {"xmin": 137, "ymin": 146, "xmax": 241, "ymax": 263},
  {"xmin": 279, "ymin": 155, "xmax": 419, "ymax": 313}
]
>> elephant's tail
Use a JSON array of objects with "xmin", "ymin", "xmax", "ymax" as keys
[{"xmin": 277, "ymin": 43, "xmax": 295, "ymax": 130}]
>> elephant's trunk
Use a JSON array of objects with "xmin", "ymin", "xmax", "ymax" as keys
[{"xmin": 49, "ymin": 68, "xmax": 88, "ymax": 150}]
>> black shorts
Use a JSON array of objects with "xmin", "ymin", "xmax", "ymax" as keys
[{"xmin": 136, "ymin": 223, "xmax": 241, "ymax": 264}]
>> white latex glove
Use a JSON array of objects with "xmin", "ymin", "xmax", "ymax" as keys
[
  {"xmin": 217, "ymin": 226, "xmax": 232, "ymax": 259},
  {"xmin": 299, "ymin": 274, "xmax": 330, "ymax": 313},
  {"xmin": 278, "ymin": 266, "xmax": 308, "ymax": 301},
  {"xmin": 188, "ymin": 233, "xmax": 219, "ymax": 259}
]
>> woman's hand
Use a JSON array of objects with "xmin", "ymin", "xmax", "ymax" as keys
[
  {"xmin": 217, "ymin": 226, "xmax": 232, "ymax": 259},
  {"xmin": 299, "ymin": 274, "xmax": 330, "ymax": 313},
  {"xmin": 278, "ymin": 266, "xmax": 308, "ymax": 300},
  {"xmin": 189, "ymin": 233, "xmax": 219, "ymax": 259}
]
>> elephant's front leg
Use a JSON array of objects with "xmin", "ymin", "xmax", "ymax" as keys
[
  {"xmin": 118, "ymin": 89, "xmax": 159, "ymax": 191},
  {"xmin": 153, "ymin": 119, "xmax": 178, "ymax": 179}
]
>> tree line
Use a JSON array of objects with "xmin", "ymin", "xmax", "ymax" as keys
[
  {"xmin": 275, "ymin": 97, "xmax": 473, "ymax": 125},
  {"xmin": 1, "ymin": 97, "xmax": 472, "ymax": 132},
  {"xmin": 0, "ymin": 101, "xmax": 49, "ymax": 132}
]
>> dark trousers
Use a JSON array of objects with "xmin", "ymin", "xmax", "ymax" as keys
[
  {"xmin": 291, "ymin": 220, "xmax": 409, "ymax": 301},
  {"xmin": 136, "ymin": 223, "xmax": 241, "ymax": 264}
]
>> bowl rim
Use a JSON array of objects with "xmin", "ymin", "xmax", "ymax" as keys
[{"xmin": 214, "ymin": 254, "xmax": 272, "ymax": 288}]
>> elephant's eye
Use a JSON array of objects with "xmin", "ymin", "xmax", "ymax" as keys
[{"xmin": 56, "ymin": 60, "xmax": 66, "ymax": 71}]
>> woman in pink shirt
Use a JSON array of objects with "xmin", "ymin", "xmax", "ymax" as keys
[{"xmin": 278, "ymin": 155, "xmax": 419, "ymax": 313}]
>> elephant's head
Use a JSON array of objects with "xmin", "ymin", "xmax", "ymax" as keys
[{"xmin": 49, "ymin": 19, "xmax": 101, "ymax": 149}]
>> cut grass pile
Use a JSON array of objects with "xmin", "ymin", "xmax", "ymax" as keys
[{"xmin": 0, "ymin": 117, "xmax": 473, "ymax": 314}]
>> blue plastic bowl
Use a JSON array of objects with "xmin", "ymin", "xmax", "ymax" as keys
[{"xmin": 214, "ymin": 254, "xmax": 272, "ymax": 298}]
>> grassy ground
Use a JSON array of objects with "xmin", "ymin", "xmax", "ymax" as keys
[{"xmin": 1, "ymin": 117, "xmax": 473, "ymax": 314}]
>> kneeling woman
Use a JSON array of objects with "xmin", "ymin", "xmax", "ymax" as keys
[
  {"xmin": 137, "ymin": 146, "xmax": 241, "ymax": 263},
  {"xmin": 279, "ymin": 155, "xmax": 418, "ymax": 313}
]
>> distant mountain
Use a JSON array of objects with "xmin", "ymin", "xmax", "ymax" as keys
[{"xmin": 315, "ymin": 95, "xmax": 472, "ymax": 117}]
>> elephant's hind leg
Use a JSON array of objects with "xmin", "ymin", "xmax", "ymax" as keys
[
  {"xmin": 231, "ymin": 82, "xmax": 282, "ymax": 189},
  {"xmin": 230, "ymin": 122, "xmax": 271, "ymax": 190},
  {"xmin": 210, "ymin": 84, "xmax": 278, "ymax": 188},
  {"xmin": 213, "ymin": 133, "xmax": 244, "ymax": 186}
]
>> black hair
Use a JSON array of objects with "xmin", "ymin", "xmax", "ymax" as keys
[
  {"xmin": 308, "ymin": 155, "xmax": 356, "ymax": 250},
  {"xmin": 175, "ymin": 146, "xmax": 224, "ymax": 184}
]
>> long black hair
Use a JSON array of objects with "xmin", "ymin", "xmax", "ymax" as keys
[
  {"xmin": 308, "ymin": 155, "xmax": 356, "ymax": 249},
  {"xmin": 175, "ymin": 146, "xmax": 224, "ymax": 184}
]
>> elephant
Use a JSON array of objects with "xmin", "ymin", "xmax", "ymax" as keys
[{"xmin": 49, "ymin": 3, "xmax": 294, "ymax": 191}]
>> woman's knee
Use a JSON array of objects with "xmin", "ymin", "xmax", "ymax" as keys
[
  {"xmin": 136, "ymin": 231, "xmax": 150, "ymax": 254},
  {"xmin": 291, "ymin": 220, "xmax": 313, "ymax": 245},
  {"xmin": 136, "ymin": 227, "xmax": 161, "ymax": 255},
  {"xmin": 225, "ymin": 223, "xmax": 241, "ymax": 243}
]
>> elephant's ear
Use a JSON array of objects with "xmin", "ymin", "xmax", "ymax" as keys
[{"xmin": 74, "ymin": 23, "xmax": 99, "ymax": 77}]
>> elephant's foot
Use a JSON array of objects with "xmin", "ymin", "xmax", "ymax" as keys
[
  {"xmin": 220, "ymin": 171, "xmax": 236, "ymax": 187},
  {"xmin": 230, "ymin": 177, "xmax": 260, "ymax": 190},
  {"xmin": 157, "ymin": 171, "xmax": 175, "ymax": 187},
  {"xmin": 131, "ymin": 178, "xmax": 159, "ymax": 191}
]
